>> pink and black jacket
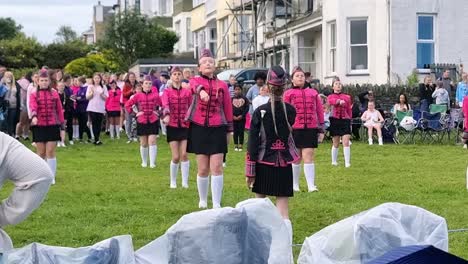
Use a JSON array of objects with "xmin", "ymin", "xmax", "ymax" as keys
[
  {"xmin": 161, "ymin": 86, "xmax": 192, "ymax": 128},
  {"xmin": 245, "ymin": 101, "xmax": 299, "ymax": 177},
  {"xmin": 284, "ymin": 86, "xmax": 324, "ymax": 131},
  {"xmin": 29, "ymin": 89, "xmax": 65, "ymax": 127},
  {"xmin": 185, "ymin": 75, "xmax": 233, "ymax": 132},
  {"xmin": 327, "ymin": 92, "xmax": 353, "ymax": 120},
  {"xmin": 125, "ymin": 90, "xmax": 162, "ymax": 124},
  {"xmin": 106, "ymin": 88, "xmax": 122, "ymax": 112}
]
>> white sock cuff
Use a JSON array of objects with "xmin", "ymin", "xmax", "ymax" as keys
[{"xmin": 292, "ymin": 163, "xmax": 300, "ymax": 168}]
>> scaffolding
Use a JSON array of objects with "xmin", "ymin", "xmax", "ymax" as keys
[{"xmin": 216, "ymin": 0, "xmax": 308, "ymax": 69}]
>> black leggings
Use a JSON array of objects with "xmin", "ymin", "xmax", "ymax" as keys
[
  {"xmin": 76, "ymin": 112, "xmax": 91, "ymax": 140},
  {"xmin": 233, "ymin": 120, "xmax": 246, "ymax": 145},
  {"xmin": 89, "ymin": 112, "xmax": 103, "ymax": 142},
  {"xmin": 65, "ymin": 111, "xmax": 73, "ymax": 141}
]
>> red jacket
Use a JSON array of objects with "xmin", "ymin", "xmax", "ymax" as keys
[
  {"xmin": 106, "ymin": 88, "xmax": 122, "ymax": 112},
  {"xmin": 284, "ymin": 87, "xmax": 324, "ymax": 130},
  {"xmin": 162, "ymin": 86, "xmax": 192, "ymax": 128},
  {"xmin": 125, "ymin": 90, "xmax": 161, "ymax": 124},
  {"xmin": 186, "ymin": 76, "xmax": 233, "ymax": 131},
  {"xmin": 327, "ymin": 93, "xmax": 353, "ymax": 120},
  {"xmin": 29, "ymin": 89, "xmax": 65, "ymax": 127},
  {"xmin": 122, "ymin": 82, "xmax": 136, "ymax": 105}
]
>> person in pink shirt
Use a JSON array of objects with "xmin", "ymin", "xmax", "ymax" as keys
[
  {"xmin": 327, "ymin": 77, "xmax": 353, "ymax": 168},
  {"xmin": 462, "ymin": 96, "xmax": 468, "ymax": 149},
  {"xmin": 29, "ymin": 70, "xmax": 65, "ymax": 184},
  {"xmin": 284, "ymin": 66, "xmax": 324, "ymax": 192},
  {"xmin": 125, "ymin": 76, "xmax": 162, "ymax": 168},
  {"xmin": 106, "ymin": 80, "xmax": 122, "ymax": 139},
  {"xmin": 161, "ymin": 66, "xmax": 193, "ymax": 189},
  {"xmin": 186, "ymin": 48, "xmax": 233, "ymax": 209}
]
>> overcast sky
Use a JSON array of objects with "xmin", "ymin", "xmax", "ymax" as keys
[{"xmin": 0, "ymin": 0, "xmax": 116, "ymax": 43}]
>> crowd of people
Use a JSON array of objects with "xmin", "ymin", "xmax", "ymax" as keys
[{"xmin": 0, "ymin": 50, "xmax": 468, "ymax": 253}]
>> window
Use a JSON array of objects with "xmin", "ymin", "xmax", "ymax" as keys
[
  {"xmin": 193, "ymin": 0, "xmax": 204, "ymax": 7},
  {"xmin": 194, "ymin": 32, "xmax": 199, "ymax": 58},
  {"xmin": 238, "ymin": 15, "xmax": 251, "ymax": 53},
  {"xmin": 328, "ymin": 21, "xmax": 337, "ymax": 73},
  {"xmin": 174, "ymin": 21, "xmax": 181, "ymax": 51},
  {"xmin": 299, "ymin": 0, "xmax": 314, "ymax": 13},
  {"xmin": 349, "ymin": 19, "xmax": 368, "ymax": 71},
  {"xmin": 275, "ymin": 0, "xmax": 292, "ymax": 18},
  {"xmin": 159, "ymin": 0, "xmax": 167, "ymax": 15},
  {"xmin": 220, "ymin": 18, "xmax": 229, "ymax": 57},
  {"xmin": 187, "ymin": 18, "xmax": 193, "ymax": 49},
  {"xmin": 209, "ymin": 28, "xmax": 217, "ymax": 56},
  {"xmin": 298, "ymin": 33, "xmax": 316, "ymax": 74},
  {"xmin": 417, "ymin": 15, "xmax": 435, "ymax": 69}
]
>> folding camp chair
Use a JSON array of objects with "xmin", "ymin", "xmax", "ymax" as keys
[
  {"xmin": 418, "ymin": 112, "xmax": 448, "ymax": 144},
  {"xmin": 447, "ymin": 108, "xmax": 464, "ymax": 144},
  {"xmin": 429, "ymin": 104, "xmax": 448, "ymax": 114},
  {"xmin": 395, "ymin": 110, "xmax": 415, "ymax": 144}
]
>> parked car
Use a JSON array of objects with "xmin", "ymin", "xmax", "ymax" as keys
[{"xmin": 217, "ymin": 68, "xmax": 268, "ymax": 87}]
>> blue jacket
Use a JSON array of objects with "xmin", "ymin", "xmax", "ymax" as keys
[{"xmin": 455, "ymin": 82, "xmax": 468, "ymax": 106}]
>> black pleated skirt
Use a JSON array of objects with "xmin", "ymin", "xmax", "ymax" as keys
[
  {"xmin": 293, "ymin": 128, "xmax": 319, "ymax": 148},
  {"xmin": 32, "ymin": 125, "xmax": 61, "ymax": 143},
  {"xmin": 252, "ymin": 163, "xmax": 293, "ymax": 197},
  {"xmin": 166, "ymin": 126, "xmax": 189, "ymax": 142},
  {"xmin": 187, "ymin": 123, "xmax": 227, "ymax": 155},
  {"xmin": 329, "ymin": 117, "xmax": 351, "ymax": 136},
  {"xmin": 137, "ymin": 121, "xmax": 159, "ymax": 136}
]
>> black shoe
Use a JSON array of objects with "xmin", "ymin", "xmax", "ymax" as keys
[
  {"xmin": 94, "ymin": 141, "xmax": 103, "ymax": 145},
  {"xmin": 24, "ymin": 137, "xmax": 30, "ymax": 141},
  {"xmin": 15, "ymin": 136, "xmax": 20, "ymax": 140}
]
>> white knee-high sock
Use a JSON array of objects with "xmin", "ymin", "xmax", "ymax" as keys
[
  {"xmin": 344, "ymin": 146, "xmax": 351, "ymax": 167},
  {"xmin": 115, "ymin": 125, "xmax": 121, "ymax": 138},
  {"xmin": 149, "ymin": 145, "xmax": 157, "ymax": 168},
  {"xmin": 73, "ymin": 125, "xmax": 79, "ymax": 138},
  {"xmin": 331, "ymin": 147, "xmax": 339, "ymax": 165},
  {"xmin": 292, "ymin": 163, "xmax": 300, "ymax": 191},
  {"xmin": 89, "ymin": 124, "xmax": 95, "ymax": 139},
  {"xmin": 170, "ymin": 161, "xmax": 179, "ymax": 188},
  {"xmin": 109, "ymin": 125, "xmax": 115, "ymax": 138},
  {"xmin": 284, "ymin": 219, "xmax": 293, "ymax": 263},
  {"xmin": 140, "ymin": 146, "xmax": 148, "ymax": 167},
  {"xmin": 46, "ymin": 158, "xmax": 57, "ymax": 184},
  {"xmin": 181, "ymin": 160, "xmax": 190, "ymax": 188},
  {"xmin": 197, "ymin": 175, "xmax": 209, "ymax": 208},
  {"xmin": 304, "ymin": 163, "xmax": 317, "ymax": 191},
  {"xmin": 211, "ymin": 175, "xmax": 224, "ymax": 209}
]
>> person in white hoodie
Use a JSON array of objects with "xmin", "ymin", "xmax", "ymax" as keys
[{"xmin": 0, "ymin": 131, "xmax": 53, "ymax": 253}]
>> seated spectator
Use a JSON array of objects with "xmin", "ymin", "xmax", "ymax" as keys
[
  {"xmin": 252, "ymin": 85, "xmax": 270, "ymax": 111},
  {"xmin": 432, "ymin": 81, "xmax": 450, "ymax": 107},
  {"xmin": 392, "ymin": 93, "xmax": 411, "ymax": 114},
  {"xmin": 361, "ymin": 101, "xmax": 384, "ymax": 145},
  {"xmin": 359, "ymin": 90, "xmax": 381, "ymax": 114}
]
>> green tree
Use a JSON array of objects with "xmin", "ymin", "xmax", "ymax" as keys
[
  {"xmin": 55, "ymin": 25, "xmax": 79, "ymax": 43},
  {"xmin": 42, "ymin": 41, "xmax": 92, "ymax": 69},
  {"xmin": 0, "ymin": 17, "xmax": 22, "ymax": 40},
  {"xmin": 64, "ymin": 53, "xmax": 119, "ymax": 77},
  {"xmin": 0, "ymin": 33, "xmax": 43, "ymax": 68},
  {"xmin": 101, "ymin": 11, "xmax": 179, "ymax": 68}
]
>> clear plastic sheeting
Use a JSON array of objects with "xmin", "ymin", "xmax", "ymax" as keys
[
  {"xmin": 298, "ymin": 202, "xmax": 448, "ymax": 264},
  {"xmin": 135, "ymin": 198, "xmax": 291, "ymax": 264},
  {"xmin": 2, "ymin": 235, "xmax": 135, "ymax": 264}
]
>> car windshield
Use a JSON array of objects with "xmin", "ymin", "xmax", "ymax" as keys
[{"xmin": 217, "ymin": 69, "xmax": 242, "ymax": 81}]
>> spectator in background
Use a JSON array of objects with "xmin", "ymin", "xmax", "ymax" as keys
[
  {"xmin": 304, "ymin": 72, "xmax": 312, "ymax": 88},
  {"xmin": 0, "ymin": 65, "xmax": 6, "ymax": 79},
  {"xmin": 462, "ymin": 96, "xmax": 468, "ymax": 149},
  {"xmin": 419, "ymin": 76, "xmax": 435, "ymax": 112},
  {"xmin": 15, "ymin": 71, "xmax": 32, "ymax": 140},
  {"xmin": 351, "ymin": 96, "xmax": 362, "ymax": 141},
  {"xmin": 246, "ymin": 71, "xmax": 267, "ymax": 115},
  {"xmin": 228, "ymin": 75, "xmax": 236, "ymax": 98},
  {"xmin": 456, "ymin": 72, "xmax": 468, "ymax": 107},
  {"xmin": 159, "ymin": 71, "xmax": 170, "ymax": 136},
  {"xmin": 361, "ymin": 101, "xmax": 385, "ymax": 145},
  {"xmin": 149, "ymin": 69, "xmax": 162, "ymax": 91},
  {"xmin": 231, "ymin": 84, "xmax": 249, "ymax": 151},
  {"xmin": 437, "ymin": 69, "xmax": 454, "ymax": 104},
  {"xmin": 358, "ymin": 90, "xmax": 381, "ymax": 113},
  {"xmin": 392, "ymin": 93, "xmax": 411, "ymax": 114},
  {"xmin": 122, "ymin": 72, "xmax": 138, "ymax": 143},
  {"xmin": 0, "ymin": 71, "xmax": 21, "ymax": 137},
  {"xmin": 252, "ymin": 85, "xmax": 270, "ymax": 111},
  {"xmin": 181, "ymin": 68, "xmax": 192, "ymax": 89},
  {"xmin": 432, "ymin": 80, "xmax": 450, "ymax": 107}
]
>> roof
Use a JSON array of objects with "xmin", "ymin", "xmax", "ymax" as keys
[
  {"xmin": 130, "ymin": 57, "xmax": 198, "ymax": 68},
  {"xmin": 82, "ymin": 27, "xmax": 94, "ymax": 36}
]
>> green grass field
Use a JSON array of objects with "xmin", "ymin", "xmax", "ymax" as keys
[{"xmin": 2, "ymin": 135, "xmax": 468, "ymax": 259}]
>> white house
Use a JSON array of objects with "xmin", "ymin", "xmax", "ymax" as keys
[{"xmin": 255, "ymin": 0, "xmax": 468, "ymax": 85}]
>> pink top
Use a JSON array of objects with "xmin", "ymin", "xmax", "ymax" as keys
[
  {"xmin": 161, "ymin": 86, "xmax": 192, "ymax": 128},
  {"xmin": 125, "ymin": 90, "xmax": 162, "ymax": 124},
  {"xmin": 463, "ymin": 96, "xmax": 468, "ymax": 132},
  {"xmin": 327, "ymin": 93, "xmax": 353, "ymax": 120},
  {"xmin": 284, "ymin": 87, "xmax": 324, "ymax": 129},
  {"xmin": 29, "ymin": 89, "xmax": 65, "ymax": 126},
  {"xmin": 106, "ymin": 88, "xmax": 122, "ymax": 112}
]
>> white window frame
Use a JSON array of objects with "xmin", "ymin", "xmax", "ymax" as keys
[
  {"xmin": 328, "ymin": 20, "xmax": 337, "ymax": 75},
  {"xmin": 297, "ymin": 34, "xmax": 316, "ymax": 75},
  {"xmin": 416, "ymin": 14, "xmax": 436, "ymax": 70},
  {"xmin": 348, "ymin": 17, "xmax": 369, "ymax": 74},
  {"xmin": 193, "ymin": 0, "xmax": 205, "ymax": 7},
  {"xmin": 187, "ymin": 18, "xmax": 193, "ymax": 50},
  {"xmin": 220, "ymin": 18, "xmax": 229, "ymax": 57}
]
